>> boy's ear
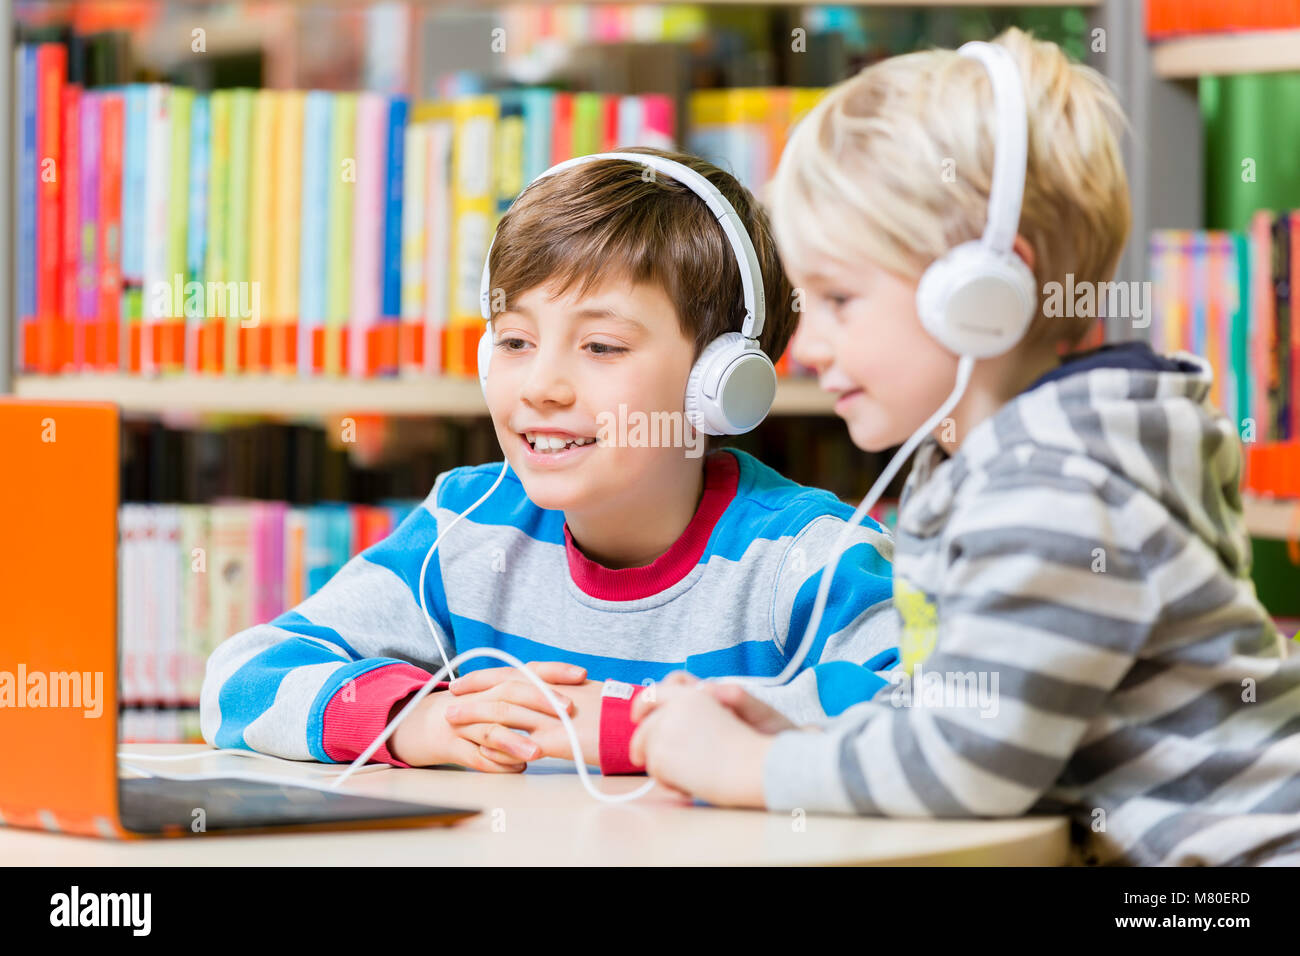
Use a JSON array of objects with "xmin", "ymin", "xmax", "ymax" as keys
[{"xmin": 1012, "ymin": 235, "xmax": 1037, "ymax": 275}]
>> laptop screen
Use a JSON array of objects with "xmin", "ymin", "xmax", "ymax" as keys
[{"xmin": 0, "ymin": 399, "xmax": 121, "ymax": 836}]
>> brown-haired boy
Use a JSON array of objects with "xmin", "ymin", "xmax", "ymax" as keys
[{"xmin": 201, "ymin": 147, "xmax": 901, "ymax": 776}]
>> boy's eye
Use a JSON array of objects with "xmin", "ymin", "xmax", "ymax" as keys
[
  {"xmin": 496, "ymin": 337, "xmax": 530, "ymax": 352},
  {"xmin": 585, "ymin": 342, "xmax": 628, "ymax": 356}
]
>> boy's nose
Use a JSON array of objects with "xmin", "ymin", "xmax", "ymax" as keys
[
  {"xmin": 789, "ymin": 317, "xmax": 831, "ymax": 374},
  {"xmin": 520, "ymin": 357, "xmax": 576, "ymax": 407}
]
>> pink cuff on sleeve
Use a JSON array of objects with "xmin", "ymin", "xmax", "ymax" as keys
[
  {"xmin": 321, "ymin": 662, "xmax": 446, "ymax": 768},
  {"xmin": 598, "ymin": 682, "xmax": 647, "ymax": 775}
]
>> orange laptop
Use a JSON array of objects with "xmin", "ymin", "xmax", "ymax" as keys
[{"xmin": 0, "ymin": 399, "xmax": 476, "ymax": 838}]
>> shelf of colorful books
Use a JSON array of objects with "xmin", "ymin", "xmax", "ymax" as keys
[{"xmin": 1151, "ymin": 29, "xmax": 1300, "ymax": 78}]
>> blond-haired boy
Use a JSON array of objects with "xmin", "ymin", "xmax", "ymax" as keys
[{"xmin": 631, "ymin": 30, "xmax": 1300, "ymax": 867}]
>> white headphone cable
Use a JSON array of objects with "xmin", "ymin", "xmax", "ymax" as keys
[{"xmin": 725, "ymin": 355, "xmax": 975, "ymax": 687}]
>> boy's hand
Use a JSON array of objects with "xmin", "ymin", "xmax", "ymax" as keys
[
  {"xmin": 390, "ymin": 663, "xmax": 585, "ymax": 770},
  {"xmin": 629, "ymin": 672, "xmax": 781, "ymax": 808},
  {"xmin": 388, "ymin": 689, "xmax": 544, "ymax": 772},
  {"xmin": 450, "ymin": 665, "xmax": 604, "ymax": 765}
]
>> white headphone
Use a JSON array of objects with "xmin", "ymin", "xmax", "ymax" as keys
[
  {"xmin": 915, "ymin": 41, "xmax": 1037, "ymax": 358},
  {"xmin": 476, "ymin": 152, "xmax": 778, "ymax": 436}
]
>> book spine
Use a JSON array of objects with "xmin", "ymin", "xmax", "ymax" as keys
[
  {"xmin": 299, "ymin": 91, "xmax": 331, "ymax": 377},
  {"xmin": 246, "ymin": 89, "xmax": 276, "ymax": 373},
  {"xmin": 98, "ymin": 92, "xmax": 124, "ymax": 370},
  {"xmin": 273, "ymin": 90, "xmax": 304, "ymax": 377},
  {"xmin": 640, "ymin": 93, "xmax": 674, "ymax": 149},
  {"xmin": 165, "ymin": 86, "xmax": 192, "ymax": 374},
  {"xmin": 60, "ymin": 81, "xmax": 79, "ymax": 372},
  {"xmin": 205, "ymin": 91, "xmax": 230, "ymax": 374},
  {"xmin": 449, "ymin": 96, "xmax": 498, "ymax": 376},
  {"xmin": 572, "ymin": 91, "xmax": 602, "ymax": 158},
  {"xmin": 400, "ymin": 122, "xmax": 428, "ymax": 374},
  {"xmin": 284, "ymin": 508, "xmax": 306, "ymax": 610},
  {"xmin": 550, "ymin": 91, "xmax": 573, "ymax": 166},
  {"xmin": 17, "ymin": 46, "xmax": 36, "ymax": 372},
  {"xmin": 1274, "ymin": 214, "xmax": 1292, "ymax": 441},
  {"xmin": 1231, "ymin": 232, "xmax": 1251, "ymax": 437},
  {"xmin": 120, "ymin": 84, "xmax": 146, "ymax": 372},
  {"xmin": 602, "ymin": 94, "xmax": 620, "ymax": 151},
  {"xmin": 1292, "ymin": 211, "xmax": 1300, "ymax": 440},
  {"xmin": 521, "ymin": 88, "xmax": 554, "ymax": 183},
  {"xmin": 225, "ymin": 89, "xmax": 254, "ymax": 374},
  {"xmin": 142, "ymin": 83, "xmax": 170, "ymax": 377},
  {"xmin": 617, "ymin": 94, "xmax": 641, "ymax": 159},
  {"xmin": 160, "ymin": 506, "xmax": 182, "ymax": 707},
  {"xmin": 494, "ymin": 91, "xmax": 524, "ymax": 216},
  {"xmin": 186, "ymin": 93, "xmax": 210, "ymax": 374},
  {"xmin": 349, "ymin": 93, "xmax": 386, "ymax": 378},
  {"xmin": 325, "ymin": 92, "xmax": 357, "ymax": 376},
  {"xmin": 424, "ymin": 116, "xmax": 454, "ymax": 374},
  {"xmin": 380, "ymin": 96, "xmax": 407, "ymax": 376},
  {"xmin": 1251, "ymin": 213, "xmax": 1275, "ymax": 441},
  {"xmin": 79, "ymin": 90, "xmax": 101, "ymax": 370},
  {"xmin": 35, "ymin": 44, "xmax": 65, "ymax": 375}
]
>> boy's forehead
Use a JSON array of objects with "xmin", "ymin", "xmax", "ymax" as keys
[{"xmin": 508, "ymin": 278, "xmax": 672, "ymax": 327}]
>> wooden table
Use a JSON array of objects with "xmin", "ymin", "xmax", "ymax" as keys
[{"xmin": 2, "ymin": 744, "xmax": 1071, "ymax": 866}]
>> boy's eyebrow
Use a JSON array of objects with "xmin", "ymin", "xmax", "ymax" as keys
[
  {"xmin": 573, "ymin": 307, "xmax": 646, "ymax": 330},
  {"xmin": 498, "ymin": 304, "xmax": 645, "ymax": 331}
]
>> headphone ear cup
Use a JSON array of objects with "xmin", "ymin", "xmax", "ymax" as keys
[
  {"xmin": 686, "ymin": 332, "xmax": 778, "ymax": 436},
  {"xmin": 916, "ymin": 241, "xmax": 1037, "ymax": 358},
  {"xmin": 477, "ymin": 327, "xmax": 492, "ymax": 397}
]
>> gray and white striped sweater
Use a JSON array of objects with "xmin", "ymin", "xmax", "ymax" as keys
[{"xmin": 762, "ymin": 345, "xmax": 1300, "ymax": 866}]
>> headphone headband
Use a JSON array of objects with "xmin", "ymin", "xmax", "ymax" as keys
[
  {"xmin": 957, "ymin": 41, "xmax": 1028, "ymax": 256},
  {"xmin": 479, "ymin": 151, "xmax": 766, "ymax": 341}
]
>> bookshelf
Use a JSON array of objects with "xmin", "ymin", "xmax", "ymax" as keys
[
  {"xmin": 1244, "ymin": 494, "xmax": 1300, "ymax": 541},
  {"xmin": 12, "ymin": 371, "xmax": 836, "ymax": 416},
  {"xmin": 1152, "ymin": 29, "xmax": 1300, "ymax": 78}
]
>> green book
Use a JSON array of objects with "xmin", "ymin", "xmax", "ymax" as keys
[
  {"xmin": 325, "ymin": 92, "xmax": 357, "ymax": 376},
  {"xmin": 225, "ymin": 88, "xmax": 254, "ymax": 372},
  {"xmin": 206, "ymin": 92, "xmax": 229, "ymax": 296},
  {"xmin": 167, "ymin": 88, "xmax": 192, "ymax": 334},
  {"xmin": 572, "ymin": 92, "xmax": 603, "ymax": 158},
  {"xmin": 1231, "ymin": 232, "xmax": 1251, "ymax": 435}
]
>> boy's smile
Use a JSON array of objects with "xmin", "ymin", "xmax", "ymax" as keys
[
  {"xmin": 789, "ymin": 256, "xmax": 959, "ymax": 453},
  {"xmin": 484, "ymin": 274, "xmax": 707, "ymax": 568}
]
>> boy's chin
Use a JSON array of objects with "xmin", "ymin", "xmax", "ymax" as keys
[
  {"xmin": 512, "ymin": 468, "xmax": 593, "ymax": 513},
  {"xmin": 843, "ymin": 415, "xmax": 904, "ymax": 455}
]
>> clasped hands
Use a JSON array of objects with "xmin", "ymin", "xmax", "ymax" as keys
[{"xmin": 388, "ymin": 663, "xmax": 799, "ymax": 809}]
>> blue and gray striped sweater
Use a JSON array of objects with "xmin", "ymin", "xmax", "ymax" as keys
[{"xmin": 200, "ymin": 448, "xmax": 899, "ymax": 764}]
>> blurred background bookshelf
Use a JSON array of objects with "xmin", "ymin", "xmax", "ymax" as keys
[{"xmin": 3, "ymin": 0, "xmax": 1299, "ymax": 742}]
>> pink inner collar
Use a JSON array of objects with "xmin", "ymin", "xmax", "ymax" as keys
[{"xmin": 563, "ymin": 451, "xmax": 740, "ymax": 601}]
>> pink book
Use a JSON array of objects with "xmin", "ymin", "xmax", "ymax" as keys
[
  {"xmin": 79, "ymin": 92, "xmax": 101, "ymax": 368},
  {"xmin": 249, "ymin": 502, "xmax": 287, "ymax": 625},
  {"xmin": 349, "ymin": 93, "xmax": 387, "ymax": 377},
  {"xmin": 639, "ymin": 94, "xmax": 675, "ymax": 150}
]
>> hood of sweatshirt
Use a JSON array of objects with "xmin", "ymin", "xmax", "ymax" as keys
[{"xmin": 903, "ymin": 342, "xmax": 1253, "ymax": 577}]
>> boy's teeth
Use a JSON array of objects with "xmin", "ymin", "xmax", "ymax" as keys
[{"xmin": 527, "ymin": 433, "xmax": 594, "ymax": 452}]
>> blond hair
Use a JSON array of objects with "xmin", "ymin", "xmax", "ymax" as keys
[{"xmin": 768, "ymin": 27, "xmax": 1131, "ymax": 348}]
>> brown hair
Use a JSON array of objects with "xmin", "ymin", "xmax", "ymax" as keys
[{"xmin": 485, "ymin": 146, "xmax": 797, "ymax": 364}]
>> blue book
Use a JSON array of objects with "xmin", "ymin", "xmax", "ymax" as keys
[
  {"xmin": 521, "ymin": 88, "xmax": 555, "ymax": 184},
  {"xmin": 298, "ymin": 91, "xmax": 331, "ymax": 376},
  {"xmin": 120, "ymin": 85, "xmax": 148, "ymax": 313},
  {"xmin": 381, "ymin": 96, "xmax": 407, "ymax": 332},
  {"xmin": 187, "ymin": 94, "xmax": 210, "ymax": 290},
  {"xmin": 17, "ymin": 46, "xmax": 37, "ymax": 365}
]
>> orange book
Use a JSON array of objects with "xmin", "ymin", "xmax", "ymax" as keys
[{"xmin": 35, "ymin": 44, "xmax": 65, "ymax": 375}]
